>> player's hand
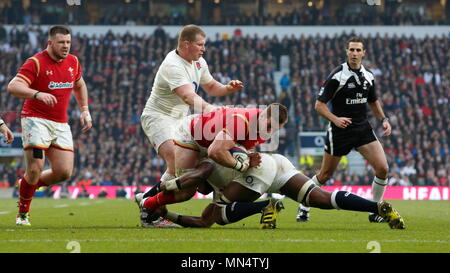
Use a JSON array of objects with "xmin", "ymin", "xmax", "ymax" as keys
[
  {"xmin": 382, "ymin": 119, "xmax": 391, "ymax": 136},
  {"xmin": 80, "ymin": 111, "xmax": 93, "ymax": 132},
  {"xmin": 333, "ymin": 117, "xmax": 352, "ymax": 129},
  {"xmin": 226, "ymin": 80, "xmax": 244, "ymax": 94},
  {"xmin": 0, "ymin": 124, "xmax": 14, "ymax": 144},
  {"xmin": 248, "ymin": 152, "xmax": 262, "ymax": 168},
  {"xmin": 35, "ymin": 92, "xmax": 58, "ymax": 107}
]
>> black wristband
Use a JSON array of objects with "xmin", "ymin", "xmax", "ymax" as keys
[
  {"xmin": 33, "ymin": 91, "xmax": 40, "ymax": 99},
  {"xmin": 0, "ymin": 122, "xmax": 4, "ymax": 127},
  {"xmin": 380, "ymin": 117, "xmax": 389, "ymax": 123}
]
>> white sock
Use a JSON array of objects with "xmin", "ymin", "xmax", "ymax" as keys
[
  {"xmin": 161, "ymin": 172, "xmax": 176, "ymax": 183},
  {"xmin": 372, "ymin": 176, "xmax": 388, "ymax": 202},
  {"xmin": 312, "ymin": 175, "xmax": 325, "ymax": 187}
]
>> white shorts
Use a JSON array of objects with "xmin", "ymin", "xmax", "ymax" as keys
[
  {"xmin": 21, "ymin": 117, "xmax": 73, "ymax": 151},
  {"xmin": 172, "ymin": 114, "xmax": 208, "ymax": 157},
  {"xmin": 207, "ymin": 153, "xmax": 300, "ymax": 198},
  {"xmin": 141, "ymin": 111, "xmax": 181, "ymax": 153}
]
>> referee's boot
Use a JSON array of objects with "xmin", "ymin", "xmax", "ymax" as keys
[
  {"xmin": 296, "ymin": 204, "xmax": 310, "ymax": 222},
  {"xmin": 260, "ymin": 198, "xmax": 284, "ymax": 229}
]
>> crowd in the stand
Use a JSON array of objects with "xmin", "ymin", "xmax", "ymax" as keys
[
  {"xmin": 1, "ymin": 3, "xmax": 447, "ymax": 26},
  {"xmin": 0, "ymin": 25, "xmax": 448, "ymax": 188}
]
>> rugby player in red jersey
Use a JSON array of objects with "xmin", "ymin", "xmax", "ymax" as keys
[
  {"xmin": 7, "ymin": 25, "xmax": 92, "ymax": 226},
  {"xmin": 135, "ymin": 103, "xmax": 288, "ymax": 226}
]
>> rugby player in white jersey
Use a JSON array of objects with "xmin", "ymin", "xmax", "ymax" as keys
[
  {"xmin": 145, "ymin": 153, "xmax": 405, "ymax": 230},
  {"xmin": 139, "ymin": 25, "xmax": 243, "ymax": 226}
]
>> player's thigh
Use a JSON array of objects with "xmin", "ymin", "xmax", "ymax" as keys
[
  {"xmin": 222, "ymin": 181, "xmax": 261, "ymax": 202},
  {"xmin": 158, "ymin": 139, "xmax": 175, "ymax": 164},
  {"xmin": 45, "ymin": 147, "xmax": 74, "ymax": 176},
  {"xmin": 174, "ymin": 144, "xmax": 201, "ymax": 170},
  {"xmin": 279, "ymin": 172, "xmax": 311, "ymax": 200},
  {"xmin": 356, "ymin": 140, "xmax": 388, "ymax": 173}
]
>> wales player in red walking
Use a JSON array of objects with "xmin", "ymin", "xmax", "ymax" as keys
[{"xmin": 7, "ymin": 25, "xmax": 93, "ymax": 226}]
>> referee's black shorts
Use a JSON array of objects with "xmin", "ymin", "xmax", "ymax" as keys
[{"xmin": 324, "ymin": 121, "xmax": 378, "ymax": 156}]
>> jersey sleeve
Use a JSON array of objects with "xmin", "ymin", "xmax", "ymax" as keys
[
  {"xmin": 75, "ymin": 56, "xmax": 82, "ymax": 82},
  {"xmin": 224, "ymin": 114, "xmax": 249, "ymax": 142},
  {"xmin": 16, "ymin": 57, "xmax": 39, "ymax": 86},
  {"xmin": 367, "ymin": 80, "xmax": 377, "ymax": 102},
  {"xmin": 164, "ymin": 64, "xmax": 192, "ymax": 91},
  {"xmin": 317, "ymin": 65, "xmax": 342, "ymax": 103},
  {"xmin": 317, "ymin": 75, "xmax": 339, "ymax": 103}
]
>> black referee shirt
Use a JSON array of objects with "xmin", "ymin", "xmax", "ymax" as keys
[{"xmin": 317, "ymin": 62, "xmax": 377, "ymax": 126}]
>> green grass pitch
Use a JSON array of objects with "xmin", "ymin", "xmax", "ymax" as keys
[{"xmin": 0, "ymin": 198, "xmax": 449, "ymax": 253}]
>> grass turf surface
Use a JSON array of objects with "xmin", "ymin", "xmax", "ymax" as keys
[{"xmin": 0, "ymin": 198, "xmax": 449, "ymax": 253}]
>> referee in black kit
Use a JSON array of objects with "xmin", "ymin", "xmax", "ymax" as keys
[{"xmin": 297, "ymin": 37, "xmax": 392, "ymax": 223}]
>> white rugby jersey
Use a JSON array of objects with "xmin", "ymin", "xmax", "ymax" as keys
[{"xmin": 143, "ymin": 50, "xmax": 213, "ymax": 118}]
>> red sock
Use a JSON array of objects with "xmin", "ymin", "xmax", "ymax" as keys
[
  {"xmin": 143, "ymin": 191, "xmax": 176, "ymax": 211},
  {"xmin": 18, "ymin": 177, "xmax": 37, "ymax": 214},
  {"xmin": 36, "ymin": 179, "xmax": 48, "ymax": 188}
]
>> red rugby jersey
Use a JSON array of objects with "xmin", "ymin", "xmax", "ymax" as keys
[
  {"xmin": 16, "ymin": 50, "xmax": 82, "ymax": 123},
  {"xmin": 190, "ymin": 108, "xmax": 267, "ymax": 150}
]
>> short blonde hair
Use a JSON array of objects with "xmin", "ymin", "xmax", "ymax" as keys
[{"xmin": 178, "ymin": 24, "xmax": 205, "ymax": 46}]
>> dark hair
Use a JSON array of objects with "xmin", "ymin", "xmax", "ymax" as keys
[
  {"xmin": 178, "ymin": 24, "xmax": 205, "ymax": 45},
  {"xmin": 48, "ymin": 25, "xmax": 71, "ymax": 38},
  {"xmin": 267, "ymin": 103, "xmax": 288, "ymax": 125},
  {"xmin": 346, "ymin": 36, "xmax": 365, "ymax": 49}
]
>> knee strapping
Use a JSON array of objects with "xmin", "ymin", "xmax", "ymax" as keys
[{"xmin": 297, "ymin": 179, "xmax": 318, "ymax": 206}]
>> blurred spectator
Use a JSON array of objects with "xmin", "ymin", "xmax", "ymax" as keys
[{"xmin": 116, "ymin": 186, "xmax": 127, "ymax": 198}]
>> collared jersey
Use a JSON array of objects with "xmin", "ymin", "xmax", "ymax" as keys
[
  {"xmin": 190, "ymin": 108, "xmax": 267, "ymax": 150},
  {"xmin": 317, "ymin": 62, "xmax": 377, "ymax": 126},
  {"xmin": 142, "ymin": 50, "xmax": 214, "ymax": 119},
  {"xmin": 16, "ymin": 50, "xmax": 82, "ymax": 123}
]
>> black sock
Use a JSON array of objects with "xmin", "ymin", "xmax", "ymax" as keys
[
  {"xmin": 224, "ymin": 200, "xmax": 270, "ymax": 223},
  {"xmin": 144, "ymin": 182, "xmax": 161, "ymax": 198},
  {"xmin": 333, "ymin": 191, "xmax": 378, "ymax": 214}
]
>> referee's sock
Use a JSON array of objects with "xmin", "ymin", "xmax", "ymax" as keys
[{"xmin": 371, "ymin": 176, "xmax": 388, "ymax": 202}]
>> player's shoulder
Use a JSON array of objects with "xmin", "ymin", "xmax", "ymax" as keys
[
  {"xmin": 361, "ymin": 65, "xmax": 375, "ymax": 81},
  {"xmin": 326, "ymin": 64, "xmax": 344, "ymax": 80}
]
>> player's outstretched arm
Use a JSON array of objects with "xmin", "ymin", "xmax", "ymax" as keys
[{"xmin": 201, "ymin": 79, "xmax": 243, "ymax": 97}]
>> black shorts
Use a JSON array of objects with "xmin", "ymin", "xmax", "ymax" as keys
[{"xmin": 324, "ymin": 122, "xmax": 378, "ymax": 156}]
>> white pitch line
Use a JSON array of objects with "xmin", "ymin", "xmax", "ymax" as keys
[
  {"xmin": 1, "ymin": 238, "xmax": 449, "ymax": 244},
  {"xmin": 0, "ymin": 211, "xmax": 10, "ymax": 215},
  {"xmin": 53, "ymin": 204, "xmax": 69, "ymax": 208}
]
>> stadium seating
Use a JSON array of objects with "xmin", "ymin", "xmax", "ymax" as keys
[{"xmin": 0, "ymin": 25, "xmax": 448, "ymax": 187}]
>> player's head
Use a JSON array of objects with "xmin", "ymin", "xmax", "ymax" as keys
[
  {"xmin": 346, "ymin": 36, "xmax": 365, "ymax": 68},
  {"xmin": 47, "ymin": 25, "xmax": 71, "ymax": 60},
  {"xmin": 258, "ymin": 103, "xmax": 288, "ymax": 139},
  {"xmin": 177, "ymin": 24, "xmax": 206, "ymax": 62}
]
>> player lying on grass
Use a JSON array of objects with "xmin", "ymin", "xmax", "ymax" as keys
[
  {"xmin": 141, "ymin": 153, "xmax": 406, "ymax": 229},
  {"xmin": 135, "ymin": 104, "xmax": 288, "ymax": 226}
]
